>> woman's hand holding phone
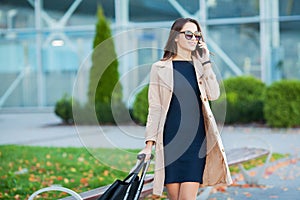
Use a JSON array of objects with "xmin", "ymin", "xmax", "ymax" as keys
[{"xmin": 197, "ymin": 41, "xmax": 210, "ymax": 63}]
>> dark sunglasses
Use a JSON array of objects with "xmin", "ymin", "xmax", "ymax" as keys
[{"xmin": 179, "ymin": 30, "xmax": 202, "ymax": 41}]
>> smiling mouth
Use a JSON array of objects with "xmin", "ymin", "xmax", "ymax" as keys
[{"xmin": 189, "ymin": 42, "xmax": 197, "ymax": 45}]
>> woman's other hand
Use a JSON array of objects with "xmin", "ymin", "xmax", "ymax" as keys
[{"xmin": 138, "ymin": 141, "xmax": 154, "ymax": 160}]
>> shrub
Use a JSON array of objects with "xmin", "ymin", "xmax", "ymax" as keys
[
  {"xmin": 72, "ymin": 103, "xmax": 98, "ymax": 125},
  {"xmin": 54, "ymin": 94, "xmax": 73, "ymax": 124},
  {"xmin": 132, "ymin": 85, "xmax": 149, "ymax": 125},
  {"xmin": 213, "ymin": 76, "xmax": 266, "ymax": 124},
  {"xmin": 264, "ymin": 80, "xmax": 300, "ymax": 128}
]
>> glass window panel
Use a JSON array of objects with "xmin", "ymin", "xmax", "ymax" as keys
[
  {"xmin": 0, "ymin": 29, "xmax": 94, "ymax": 107},
  {"xmin": 208, "ymin": 23, "xmax": 260, "ymax": 78},
  {"xmin": 129, "ymin": 0, "xmax": 180, "ymax": 22},
  {"xmin": 1, "ymin": 2, "xmax": 34, "ymax": 29},
  {"xmin": 0, "ymin": 37, "xmax": 38, "ymax": 107},
  {"xmin": 279, "ymin": 0, "xmax": 300, "ymax": 16},
  {"xmin": 280, "ymin": 21, "xmax": 300, "ymax": 79},
  {"xmin": 42, "ymin": 35, "xmax": 93, "ymax": 106},
  {"xmin": 208, "ymin": 0, "xmax": 259, "ymax": 19}
]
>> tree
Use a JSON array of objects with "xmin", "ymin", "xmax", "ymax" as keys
[{"xmin": 88, "ymin": 6, "xmax": 124, "ymax": 123}]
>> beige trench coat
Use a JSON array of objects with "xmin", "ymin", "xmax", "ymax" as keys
[{"xmin": 145, "ymin": 56, "xmax": 233, "ymax": 196}]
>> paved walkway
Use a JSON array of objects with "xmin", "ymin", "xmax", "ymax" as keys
[
  {"xmin": 1, "ymin": 112, "xmax": 300, "ymax": 199},
  {"xmin": 1, "ymin": 112, "xmax": 300, "ymax": 155},
  {"xmin": 208, "ymin": 157, "xmax": 300, "ymax": 200}
]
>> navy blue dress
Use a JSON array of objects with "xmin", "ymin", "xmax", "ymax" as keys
[{"xmin": 163, "ymin": 61, "xmax": 206, "ymax": 184}]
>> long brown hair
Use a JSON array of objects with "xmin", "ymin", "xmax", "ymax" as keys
[{"xmin": 161, "ymin": 18, "xmax": 204, "ymax": 61}]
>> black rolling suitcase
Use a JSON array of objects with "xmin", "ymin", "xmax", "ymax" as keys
[{"xmin": 98, "ymin": 154, "xmax": 153, "ymax": 200}]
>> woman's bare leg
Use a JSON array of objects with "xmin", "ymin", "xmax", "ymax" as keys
[
  {"xmin": 165, "ymin": 183, "xmax": 180, "ymax": 200},
  {"xmin": 178, "ymin": 182, "xmax": 199, "ymax": 200}
]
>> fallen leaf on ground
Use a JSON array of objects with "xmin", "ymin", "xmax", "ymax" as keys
[
  {"xmin": 103, "ymin": 170, "xmax": 109, "ymax": 176},
  {"xmin": 70, "ymin": 167, "xmax": 76, "ymax": 172},
  {"xmin": 78, "ymin": 157, "xmax": 84, "ymax": 162},
  {"xmin": 242, "ymin": 184, "xmax": 251, "ymax": 188},
  {"xmin": 249, "ymin": 171, "xmax": 257, "ymax": 176},
  {"xmin": 216, "ymin": 186, "xmax": 227, "ymax": 192},
  {"xmin": 29, "ymin": 174, "xmax": 37, "ymax": 182},
  {"xmin": 243, "ymin": 192, "xmax": 252, "ymax": 197},
  {"xmin": 80, "ymin": 178, "xmax": 89, "ymax": 186}
]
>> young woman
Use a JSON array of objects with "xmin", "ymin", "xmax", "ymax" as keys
[{"xmin": 139, "ymin": 18, "xmax": 232, "ymax": 200}]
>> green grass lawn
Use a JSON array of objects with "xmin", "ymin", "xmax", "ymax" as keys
[
  {"xmin": 0, "ymin": 145, "xmax": 287, "ymax": 199},
  {"xmin": 0, "ymin": 145, "xmax": 140, "ymax": 199}
]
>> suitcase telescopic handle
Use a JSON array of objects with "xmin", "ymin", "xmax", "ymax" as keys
[
  {"xmin": 137, "ymin": 153, "xmax": 154, "ymax": 160},
  {"xmin": 130, "ymin": 154, "xmax": 153, "ymax": 174}
]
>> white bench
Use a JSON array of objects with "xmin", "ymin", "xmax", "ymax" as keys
[{"xmin": 29, "ymin": 147, "xmax": 271, "ymax": 200}]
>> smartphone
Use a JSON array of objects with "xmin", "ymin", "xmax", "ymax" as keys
[{"xmin": 196, "ymin": 41, "xmax": 203, "ymax": 58}]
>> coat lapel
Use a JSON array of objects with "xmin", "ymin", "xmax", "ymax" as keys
[
  {"xmin": 157, "ymin": 59, "xmax": 173, "ymax": 92},
  {"xmin": 192, "ymin": 55, "xmax": 204, "ymax": 79},
  {"xmin": 156, "ymin": 57, "xmax": 203, "ymax": 92}
]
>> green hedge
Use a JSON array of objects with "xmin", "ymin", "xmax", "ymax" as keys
[
  {"xmin": 132, "ymin": 86, "xmax": 149, "ymax": 125},
  {"xmin": 98, "ymin": 77, "xmax": 300, "ymax": 128},
  {"xmin": 133, "ymin": 76, "xmax": 267, "ymax": 125},
  {"xmin": 264, "ymin": 80, "xmax": 300, "ymax": 127},
  {"xmin": 54, "ymin": 98, "xmax": 128, "ymax": 125},
  {"xmin": 213, "ymin": 76, "xmax": 266, "ymax": 124}
]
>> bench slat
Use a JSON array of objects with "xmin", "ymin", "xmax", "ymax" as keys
[{"xmin": 226, "ymin": 147, "xmax": 269, "ymax": 166}]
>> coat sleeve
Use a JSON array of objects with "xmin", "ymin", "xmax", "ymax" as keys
[
  {"xmin": 144, "ymin": 64, "xmax": 162, "ymax": 144},
  {"xmin": 202, "ymin": 63, "xmax": 220, "ymax": 101}
]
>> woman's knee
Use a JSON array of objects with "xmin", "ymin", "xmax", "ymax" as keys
[
  {"xmin": 168, "ymin": 193, "xmax": 178, "ymax": 200},
  {"xmin": 178, "ymin": 182, "xmax": 199, "ymax": 200},
  {"xmin": 166, "ymin": 183, "xmax": 180, "ymax": 200}
]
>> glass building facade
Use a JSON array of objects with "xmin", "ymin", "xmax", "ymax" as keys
[{"xmin": 0, "ymin": 0, "xmax": 299, "ymax": 109}]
